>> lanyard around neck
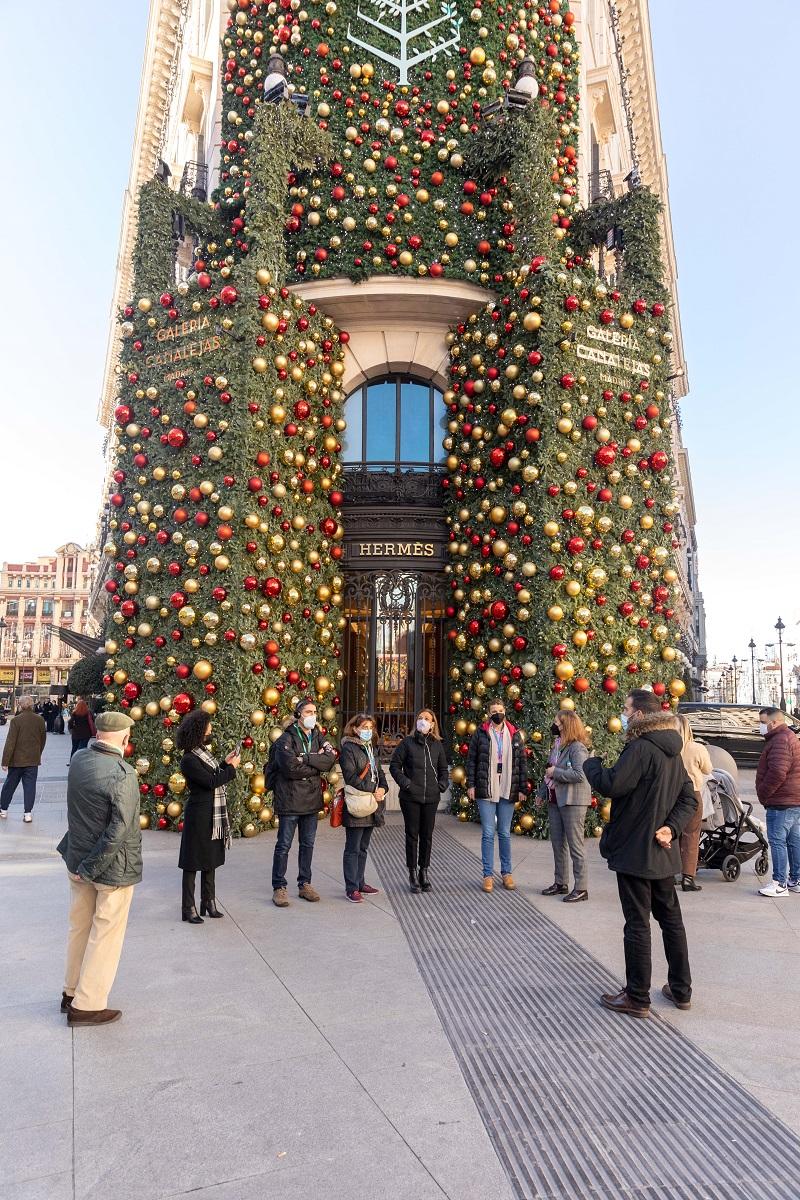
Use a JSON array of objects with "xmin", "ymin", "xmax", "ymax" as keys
[{"xmin": 296, "ymin": 724, "xmax": 313, "ymax": 754}]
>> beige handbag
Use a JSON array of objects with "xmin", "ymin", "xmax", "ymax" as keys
[{"xmin": 343, "ymin": 760, "xmax": 378, "ymax": 817}]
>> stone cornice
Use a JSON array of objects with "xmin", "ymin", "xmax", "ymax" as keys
[{"xmin": 616, "ymin": 0, "xmax": 688, "ymax": 398}]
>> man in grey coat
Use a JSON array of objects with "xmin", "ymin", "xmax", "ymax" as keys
[{"xmin": 57, "ymin": 711, "xmax": 142, "ymax": 1026}]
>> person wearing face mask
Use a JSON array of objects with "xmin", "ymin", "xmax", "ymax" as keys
[
  {"xmin": 584, "ymin": 689, "xmax": 696, "ymax": 1019},
  {"xmin": 466, "ymin": 699, "xmax": 528, "ymax": 893},
  {"xmin": 176, "ymin": 709, "xmax": 241, "ymax": 924},
  {"xmin": 57, "ymin": 711, "xmax": 141, "ymax": 1026},
  {"xmin": 390, "ymin": 710, "xmax": 449, "ymax": 893},
  {"xmin": 338, "ymin": 713, "xmax": 387, "ymax": 902},
  {"xmin": 540, "ymin": 711, "xmax": 591, "ymax": 902},
  {"xmin": 270, "ymin": 699, "xmax": 337, "ymax": 907},
  {"xmin": 756, "ymin": 707, "xmax": 800, "ymax": 898}
]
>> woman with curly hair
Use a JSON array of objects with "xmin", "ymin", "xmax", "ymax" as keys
[{"xmin": 176, "ymin": 709, "xmax": 240, "ymax": 924}]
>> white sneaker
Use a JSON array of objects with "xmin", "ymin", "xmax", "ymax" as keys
[
  {"xmin": 0, "ymin": 810, "xmax": 7, "ymax": 819},
  {"xmin": 23, "ymin": 813, "xmax": 32, "ymax": 824},
  {"xmin": 788, "ymin": 881, "xmax": 800, "ymax": 893},
  {"xmin": 759, "ymin": 881, "xmax": 789, "ymax": 897}
]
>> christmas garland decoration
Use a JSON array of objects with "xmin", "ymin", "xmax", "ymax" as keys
[{"xmin": 97, "ymin": 0, "xmax": 686, "ymax": 845}]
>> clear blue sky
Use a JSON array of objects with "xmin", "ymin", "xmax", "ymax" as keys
[{"xmin": 0, "ymin": 0, "xmax": 795, "ymax": 667}]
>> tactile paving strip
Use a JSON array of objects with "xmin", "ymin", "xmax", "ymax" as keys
[{"xmin": 372, "ymin": 824, "xmax": 799, "ymax": 1200}]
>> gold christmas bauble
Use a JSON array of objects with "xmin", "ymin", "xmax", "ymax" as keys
[
  {"xmin": 168, "ymin": 773, "xmax": 186, "ymax": 796},
  {"xmin": 166, "ymin": 800, "xmax": 183, "ymax": 819},
  {"xmin": 669, "ymin": 678, "xmax": 686, "ymax": 698},
  {"xmin": 523, "ymin": 311, "xmax": 541, "ymax": 332},
  {"xmin": 547, "ymin": 605, "xmax": 564, "ymax": 622},
  {"xmin": 242, "ymin": 823, "xmax": 258, "ymax": 838},
  {"xmin": 519, "ymin": 813, "xmax": 534, "ymax": 831},
  {"xmin": 607, "ymin": 716, "xmax": 623, "ymax": 734},
  {"xmin": 554, "ymin": 660, "xmax": 575, "ymax": 681},
  {"xmin": 259, "ymin": 806, "xmax": 273, "ymax": 824},
  {"xmin": 177, "ymin": 606, "xmax": 196, "ymax": 627},
  {"xmin": 139, "ymin": 813, "xmax": 151, "ymax": 830},
  {"xmin": 261, "ymin": 686, "xmax": 280, "ymax": 707},
  {"xmin": 192, "ymin": 659, "xmax": 213, "ymax": 681}
]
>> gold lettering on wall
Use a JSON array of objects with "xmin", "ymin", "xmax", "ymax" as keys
[{"xmin": 355, "ymin": 542, "xmax": 436, "ymax": 558}]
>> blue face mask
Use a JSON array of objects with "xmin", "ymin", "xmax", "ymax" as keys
[
  {"xmin": 620, "ymin": 713, "xmax": 629, "ymax": 731},
  {"xmin": 358, "ymin": 728, "xmax": 373, "ymax": 741}
]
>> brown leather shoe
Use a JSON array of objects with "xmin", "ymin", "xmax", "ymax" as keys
[
  {"xmin": 661, "ymin": 983, "xmax": 691, "ymax": 1011},
  {"xmin": 272, "ymin": 888, "xmax": 290, "ymax": 908},
  {"xmin": 67, "ymin": 1008, "xmax": 122, "ymax": 1027},
  {"xmin": 482, "ymin": 876, "xmax": 494, "ymax": 893},
  {"xmin": 541, "ymin": 883, "xmax": 568, "ymax": 896},
  {"xmin": 600, "ymin": 989, "xmax": 649, "ymax": 1019},
  {"xmin": 298, "ymin": 883, "xmax": 320, "ymax": 902},
  {"xmin": 501, "ymin": 874, "xmax": 516, "ymax": 890},
  {"xmin": 60, "ymin": 992, "xmax": 74, "ymax": 1013}
]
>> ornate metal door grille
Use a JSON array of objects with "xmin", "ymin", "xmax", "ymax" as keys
[{"xmin": 342, "ymin": 570, "xmax": 446, "ymax": 755}]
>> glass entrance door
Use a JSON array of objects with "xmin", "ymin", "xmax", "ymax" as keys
[{"xmin": 342, "ymin": 571, "xmax": 446, "ymax": 757}]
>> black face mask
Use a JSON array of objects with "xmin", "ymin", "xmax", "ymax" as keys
[
  {"xmin": 550, "ymin": 723, "xmax": 561, "ymax": 736},
  {"xmin": 490, "ymin": 712, "xmax": 505, "ymax": 725},
  {"xmin": 203, "ymin": 733, "xmax": 213, "ymax": 745}
]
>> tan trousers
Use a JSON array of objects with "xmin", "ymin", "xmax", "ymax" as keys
[{"xmin": 64, "ymin": 875, "xmax": 135, "ymax": 1011}]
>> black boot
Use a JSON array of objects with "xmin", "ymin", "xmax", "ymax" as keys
[
  {"xmin": 200, "ymin": 900, "xmax": 224, "ymax": 918},
  {"xmin": 681, "ymin": 874, "xmax": 702, "ymax": 892},
  {"xmin": 409, "ymin": 870, "xmax": 421, "ymax": 894},
  {"xmin": 182, "ymin": 908, "xmax": 204, "ymax": 924},
  {"xmin": 419, "ymin": 868, "xmax": 432, "ymax": 892}
]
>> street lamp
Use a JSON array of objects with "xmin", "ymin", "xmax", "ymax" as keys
[
  {"xmin": 732, "ymin": 656, "xmax": 739, "ymax": 703},
  {"xmin": 776, "ymin": 617, "xmax": 787, "ymax": 711},
  {"xmin": 748, "ymin": 638, "xmax": 757, "ymax": 704}
]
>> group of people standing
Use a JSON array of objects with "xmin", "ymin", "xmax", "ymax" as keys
[{"xmin": 53, "ymin": 685, "xmax": 800, "ymax": 1028}]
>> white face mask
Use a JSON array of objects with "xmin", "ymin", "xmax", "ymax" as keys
[
  {"xmin": 416, "ymin": 718, "xmax": 431, "ymax": 734},
  {"xmin": 301, "ymin": 714, "xmax": 316, "ymax": 731},
  {"xmin": 759, "ymin": 722, "xmax": 769, "ymax": 737},
  {"xmin": 620, "ymin": 713, "xmax": 629, "ymax": 731},
  {"xmin": 358, "ymin": 727, "xmax": 373, "ymax": 741}
]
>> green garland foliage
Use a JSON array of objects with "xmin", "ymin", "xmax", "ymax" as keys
[
  {"xmin": 465, "ymin": 104, "xmax": 558, "ymax": 263},
  {"xmin": 246, "ymin": 104, "xmax": 333, "ymax": 284},
  {"xmin": 569, "ymin": 188, "xmax": 668, "ymax": 302},
  {"xmin": 132, "ymin": 180, "xmax": 222, "ymax": 298}
]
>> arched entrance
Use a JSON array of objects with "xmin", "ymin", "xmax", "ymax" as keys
[{"xmin": 340, "ymin": 374, "xmax": 449, "ymax": 753}]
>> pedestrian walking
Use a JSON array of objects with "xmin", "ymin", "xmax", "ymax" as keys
[
  {"xmin": 540, "ymin": 711, "xmax": 591, "ymax": 903},
  {"xmin": 466, "ymin": 699, "xmax": 527, "ymax": 894},
  {"xmin": 0, "ymin": 695, "xmax": 46, "ymax": 822},
  {"xmin": 755, "ymin": 706, "xmax": 800, "ymax": 898},
  {"xmin": 270, "ymin": 699, "xmax": 337, "ymax": 907},
  {"xmin": 68, "ymin": 700, "xmax": 96, "ymax": 760},
  {"xmin": 54, "ymin": 700, "xmax": 66, "ymax": 735},
  {"xmin": 57, "ymin": 711, "xmax": 141, "ymax": 1026},
  {"xmin": 176, "ymin": 709, "xmax": 241, "ymax": 924},
  {"xmin": 676, "ymin": 714, "xmax": 713, "ymax": 893},
  {"xmin": 584, "ymin": 689, "xmax": 697, "ymax": 1018},
  {"xmin": 390, "ymin": 709, "xmax": 449, "ymax": 894},
  {"xmin": 339, "ymin": 713, "xmax": 387, "ymax": 903}
]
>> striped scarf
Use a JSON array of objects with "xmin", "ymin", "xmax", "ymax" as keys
[{"xmin": 192, "ymin": 746, "xmax": 231, "ymax": 848}]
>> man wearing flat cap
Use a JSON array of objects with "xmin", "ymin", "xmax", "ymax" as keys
[{"xmin": 57, "ymin": 710, "xmax": 142, "ymax": 1026}]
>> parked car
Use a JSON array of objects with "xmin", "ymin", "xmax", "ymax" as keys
[{"xmin": 679, "ymin": 703, "xmax": 800, "ymax": 768}]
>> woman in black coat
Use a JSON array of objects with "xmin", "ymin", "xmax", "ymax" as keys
[
  {"xmin": 339, "ymin": 712, "xmax": 387, "ymax": 903},
  {"xmin": 390, "ymin": 709, "xmax": 449, "ymax": 893},
  {"xmin": 176, "ymin": 709, "xmax": 241, "ymax": 924}
]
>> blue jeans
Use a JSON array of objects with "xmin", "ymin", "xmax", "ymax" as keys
[
  {"xmin": 0, "ymin": 766, "xmax": 38, "ymax": 813},
  {"xmin": 477, "ymin": 798, "xmax": 514, "ymax": 877},
  {"xmin": 271, "ymin": 812, "xmax": 318, "ymax": 890},
  {"xmin": 766, "ymin": 807, "xmax": 800, "ymax": 885}
]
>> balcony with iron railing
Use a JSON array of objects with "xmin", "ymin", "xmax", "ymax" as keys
[
  {"xmin": 179, "ymin": 159, "xmax": 208, "ymax": 202},
  {"xmin": 587, "ymin": 169, "xmax": 615, "ymax": 203}
]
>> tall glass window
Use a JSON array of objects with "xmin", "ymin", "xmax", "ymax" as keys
[{"xmin": 343, "ymin": 375, "xmax": 445, "ymax": 471}]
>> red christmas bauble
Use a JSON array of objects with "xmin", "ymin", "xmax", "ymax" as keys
[
  {"xmin": 166, "ymin": 427, "xmax": 187, "ymax": 449},
  {"xmin": 123, "ymin": 682, "xmax": 140, "ymax": 700},
  {"xmin": 490, "ymin": 600, "xmax": 508, "ymax": 621},
  {"xmin": 220, "ymin": 285, "xmax": 238, "ymax": 305},
  {"xmin": 170, "ymin": 592, "xmax": 186, "ymax": 609},
  {"xmin": 263, "ymin": 577, "xmax": 282, "ymax": 598},
  {"xmin": 197, "ymin": 273, "xmax": 212, "ymax": 289},
  {"xmin": 173, "ymin": 693, "xmax": 194, "ymax": 715}
]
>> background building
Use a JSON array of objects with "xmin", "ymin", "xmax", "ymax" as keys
[{"xmin": 0, "ymin": 544, "xmax": 98, "ymax": 705}]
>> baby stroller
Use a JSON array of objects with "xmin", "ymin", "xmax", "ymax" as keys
[{"xmin": 697, "ymin": 769, "xmax": 770, "ymax": 882}]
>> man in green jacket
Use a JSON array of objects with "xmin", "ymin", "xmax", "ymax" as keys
[
  {"xmin": 0, "ymin": 695, "xmax": 47, "ymax": 821},
  {"xmin": 57, "ymin": 711, "xmax": 142, "ymax": 1026}
]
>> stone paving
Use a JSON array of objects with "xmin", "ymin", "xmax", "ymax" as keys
[{"xmin": 2, "ymin": 730, "xmax": 799, "ymax": 1199}]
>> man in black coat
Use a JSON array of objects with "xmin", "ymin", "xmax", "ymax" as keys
[
  {"xmin": 269, "ymin": 699, "xmax": 336, "ymax": 908},
  {"xmin": 584, "ymin": 689, "xmax": 697, "ymax": 1018}
]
